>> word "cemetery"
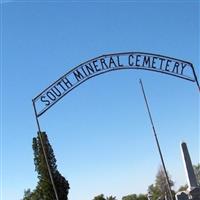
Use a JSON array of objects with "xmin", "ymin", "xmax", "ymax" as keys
[{"xmin": 33, "ymin": 52, "xmax": 197, "ymax": 117}]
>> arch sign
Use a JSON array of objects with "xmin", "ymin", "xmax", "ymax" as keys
[{"xmin": 33, "ymin": 52, "xmax": 199, "ymax": 117}]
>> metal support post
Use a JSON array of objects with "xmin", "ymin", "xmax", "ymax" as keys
[
  {"xmin": 32, "ymin": 101, "xmax": 59, "ymax": 200},
  {"xmin": 139, "ymin": 79, "xmax": 174, "ymax": 200}
]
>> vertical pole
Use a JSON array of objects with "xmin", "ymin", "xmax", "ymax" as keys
[
  {"xmin": 139, "ymin": 79, "xmax": 174, "ymax": 200},
  {"xmin": 32, "ymin": 100, "xmax": 59, "ymax": 200}
]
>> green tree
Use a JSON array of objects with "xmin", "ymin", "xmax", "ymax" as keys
[
  {"xmin": 122, "ymin": 194, "xmax": 138, "ymax": 200},
  {"xmin": 137, "ymin": 194, "xmax": 147, "ymax": 200},
  {"xmin": 23, "ymin": 189, "xmax": 32, "ymax": 200},
  {"xmin": 93, "ymin": 194, "xmax": 117, "ymax": 200},
  {"xmin": 93, "ymin": 194, "xmax": 106, "ymax": 200},
  {"xmin": 155, "ymin": 166, "xmax": 174, "ymax": 199},
  {"xmin": 148, "ymin": 166, "xmax": 174, "ymax": 200},
  {"xmin": 23, "ymin": 132, "xmax": 70, "ymax": 200},
  {"xmin": 106, "ymin": 196, "xmax": 117, "ymax": 200},
  {"xmin": 193, "ymin": 164, "xmax": 200, "ymax": 186},
  {"xmin": 177, "ymin": 184, "xmax": 188, "ymax": 192},
  {"xmin": 148, "ymin": 184, "xmax": 160, "ymax": 200},
  {"xmin": 122, "ymin": 194, "xmax": 147, "ymax": 200},
  {"xmin": 22, "ymin": 188, "xmax": 41, "ymax": 200}
]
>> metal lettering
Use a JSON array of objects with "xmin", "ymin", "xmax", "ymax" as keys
[{"xmin": 33, "ymin": 52, "xmax": 199, "ymax": 117}]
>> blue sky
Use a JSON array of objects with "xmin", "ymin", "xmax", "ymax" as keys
[{"xmin": 1, "ymin": 1, "xmax": 199, "ymax": 200}]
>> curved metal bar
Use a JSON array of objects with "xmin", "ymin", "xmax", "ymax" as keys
[{"xmin": 33, "ymin": 52, "xmax": 199, "ymax": 117}]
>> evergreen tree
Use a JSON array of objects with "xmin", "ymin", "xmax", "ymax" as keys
[
  {"xmin": 23, "ymin": 132, "xmax": 70, "ymax": 200},
  {"xmin": 193, "ymin": 164, "xmax": 200, "ymax": 186},
  {"xmin": 23, "ymin": 189, "xmax": 32, "ymax": 200}
]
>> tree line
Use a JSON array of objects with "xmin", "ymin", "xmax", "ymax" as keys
[
  {"xmin": 22, "ymin": 132, "xmax": 200, "ymax": 200},
  {"xmin": 92, "ymin": 163, "xmax": 199, "ymax": 200}
]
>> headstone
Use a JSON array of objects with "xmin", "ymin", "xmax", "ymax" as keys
[
  {"xmin": 189, "ymin": 188, "xmax": 200, "ymax": 200},
  {"xmin": 181, "ymin": 142, "xmax": 198, "ymax": 190},
  {"xmin": 175, "ymin": 191, "xmax": 189, "ymax": 200},
  {"xmin": 181, "ymin": 142, "xmax": 200, "ymax": 200}
]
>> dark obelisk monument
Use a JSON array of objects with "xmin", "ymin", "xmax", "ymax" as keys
[{"xmin": 175, "ymin": 142, "xmax": 200, "ymax": 200}]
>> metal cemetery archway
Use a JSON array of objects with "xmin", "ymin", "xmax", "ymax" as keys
[
  {"xmin": 32, "ymin": 52, "xmax": 200, "ymax": 200},
  {"xmin": 33, "ymin": 52, "xmax": 199, "ymax": 117}
]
